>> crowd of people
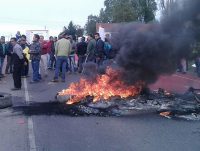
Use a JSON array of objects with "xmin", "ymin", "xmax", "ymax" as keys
[
  {"xmin": 2, "ymin": 30, "xmax": 199, "ymax": 91},
  {"xmin": 0, "ymin": 31, "xmax": 113, "ymax": 90}
]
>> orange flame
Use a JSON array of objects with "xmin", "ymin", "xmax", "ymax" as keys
[{"xmin": 58, "ymin": 68, "xmax": 143, "ymax": 104}]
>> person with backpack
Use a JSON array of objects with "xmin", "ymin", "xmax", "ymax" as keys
[{"xmin": 104, "ymin": 38, "xmax": 112, "ymax": 59}]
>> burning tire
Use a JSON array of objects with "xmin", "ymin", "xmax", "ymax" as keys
[{"xmin": 0, "ymin": 92, "xmax": 12, "ymax": 109}]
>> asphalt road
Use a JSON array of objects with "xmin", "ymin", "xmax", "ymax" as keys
[{"xmin": 0, "ymin": 70, "xmax": 200, "ymax": 151}]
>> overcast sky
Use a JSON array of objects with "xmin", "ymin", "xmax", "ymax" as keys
[{"xmin": 0, "ymin": 0, "xmax": 104, "ymax": 37}]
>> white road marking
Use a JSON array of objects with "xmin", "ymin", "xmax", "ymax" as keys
[
  {"xmin": 24, "ymin": 78, "xmax": 37, "ymax": 151},
  {"xmin": 173, "ymin": 74, "xmax": 200, "ymax": 84},
  {"xmin": 28, "ymin": 118, "xmax": 37, "ymax": 151}
]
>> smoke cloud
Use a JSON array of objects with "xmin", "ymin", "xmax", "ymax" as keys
[{"xmin": 112, "ymin": 0, "xmax": 200, "ymax": 85}]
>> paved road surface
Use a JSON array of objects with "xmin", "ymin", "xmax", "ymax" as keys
[{"xmin": 0, "ymin": 70, "xmax": 200, "ymax": 151}]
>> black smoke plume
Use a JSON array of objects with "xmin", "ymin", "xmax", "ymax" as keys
[{"xmin": 112, "ymin": 0, "xmax": 200, "ymax": 85}]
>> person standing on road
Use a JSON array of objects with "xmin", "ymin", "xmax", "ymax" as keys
[
  {"xmin": 52, "ymin": 33, "xmax": 71, "ymax": 82},
  {"xmin": 68, "ymin": 35, "xmax": 77, "ymax": 73},
  {"xmin": 0, "ymin": 36, "xmax": 8, "ymax": 78},
  {"xmin": 47, "ymin": 36, "xmax": 54, "ymax": 69},
  {"xmin": 104, "ymin": 38, "xmax": 112, "ymax": 59},
  {"xmin": 5, "ymin": 41, "xmax": 13, "ymax": 74},
  {"xmin": 20, "ymin": 36, "xmax": 30, "ymax": 77},
  {"xmin": 94, "ymin": 33, "xmax": 105, "ymax": 66},
  {"xmin": 50, "ymin": 36, "xmax": 58, "ymax": 70},
  {"xmin": 86, "ymin": 34, "xmax": 96, "ymax": 62},
  {"xmin": 29, "ymin": 34, "xmax": 41, "ymax": 83},
  {"xmin": 10, "ymin": 37, "xmax": 24, "ymax": 90},
  {"xmin": 40, "ymin": 35, "xmax": 48, "ymax": 77},
  {"xmin": 76, "ymin": 37, "xmax": 87, "ymax": 73}
]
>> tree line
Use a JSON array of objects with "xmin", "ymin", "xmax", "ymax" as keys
[{"xmin": 64, "ymin": 0, "xmax": 178, "ymax": 38}]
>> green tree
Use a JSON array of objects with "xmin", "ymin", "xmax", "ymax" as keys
[
  {"xmin": 98, "ymin": 0, "xmax": 157, "ymax": 23},
  {"xmin": 133, "ymin": 0, "xmax": 157, "ymax": 23},
  {"xmin": 99, "ymin": 8, "xmax": 110, "ymax": 23},
  {"xmin": 68, "ymin": 21, "xmax": 76, "ymax": 37},
  {"xmin": 75, "ymin": 25, "xmax": 84, "ymax": 37},
  {"xmin": 85, "ymin": 15, "xmax": 100, "ymax": 34},
  {"xmin": 101, "ymin": 0, "xmax": 115, "ymax": 22},
  {"xmin": 112, "ymin": 0, "xmax": 137, "ymax": 23},
  {"xmin": 85, "ymin": 0, "xmax": 157, "ymax": 33}
]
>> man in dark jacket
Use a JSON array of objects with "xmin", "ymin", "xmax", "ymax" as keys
[
  {"xmin": 10, "ymin": 37, "xmax": 24, "ymax": 90},
  {"xmin": 5, "ymin": 41, "xmax": 13, "ymax": 74},
  {"xmin": 0, "ymin": 36, "xmax": 7, "ymax": 78},
  {"xmin": 94, "ymin": 33, "xmax": 105, "ymax": 66},
  {"xmin": 76, "ymin": 37, "xmax": 87, "ymax": 73}
]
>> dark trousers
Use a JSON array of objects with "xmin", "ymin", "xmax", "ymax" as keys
[
  {"xmin": 50, "ymin": 53, "xmax": 56, "ymax": 69},
  {"xmin": 87, "ymin": 53, "xmax": 95, "ymax": 62},
  {"xmin": 78, "ymin": 55, "xmax": 86, "ymax": 73},
  {"xmin": 0, "ymin": 57, "xmax": 5, "ymax": 75},
  {"xmin": 5, "ymin": 55, "xmax": 13, "ymax": 73},
  {"xmin": 54, "ymin": 56, "xmax": 68, "ymax": 80},
  {"xmin": 95, "ymin": 52, "xmax": 105, "ymax": 66},
  {"xmin": 21, "ymin": 58, "xmax": 29, "ymax": 76},
  {"xmin": 31, "ymin": 59, "xmax": 40, "ymax": 81},
  {"xmin": 21, "ymin": 64, "xmax": 29, "ymax": 76},
  {"xmin": 13, "ymin": 65, "xmax": 22, "ymax": 88},
  {"xmin": 95, "ymin": 57, "xmax": 104, "ymax": 66}
]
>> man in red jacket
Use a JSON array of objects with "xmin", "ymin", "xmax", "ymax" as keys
[{"xmin": 39, "ymin": 35, "xmax": 48, "ymax": 77}]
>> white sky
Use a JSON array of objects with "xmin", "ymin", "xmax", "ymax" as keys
[{"xmin": 0, "ymin": 0, "xmax": 105, "ymax": 38}]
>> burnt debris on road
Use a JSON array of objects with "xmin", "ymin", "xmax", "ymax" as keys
[{"xmin": 12, "ymin": 87, "xmax": 200, "ymax": 120}]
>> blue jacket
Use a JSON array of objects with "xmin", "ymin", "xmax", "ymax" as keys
[{"xmin": 95, "ymin": 38, "xmax": 105, "ymax": 58}]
